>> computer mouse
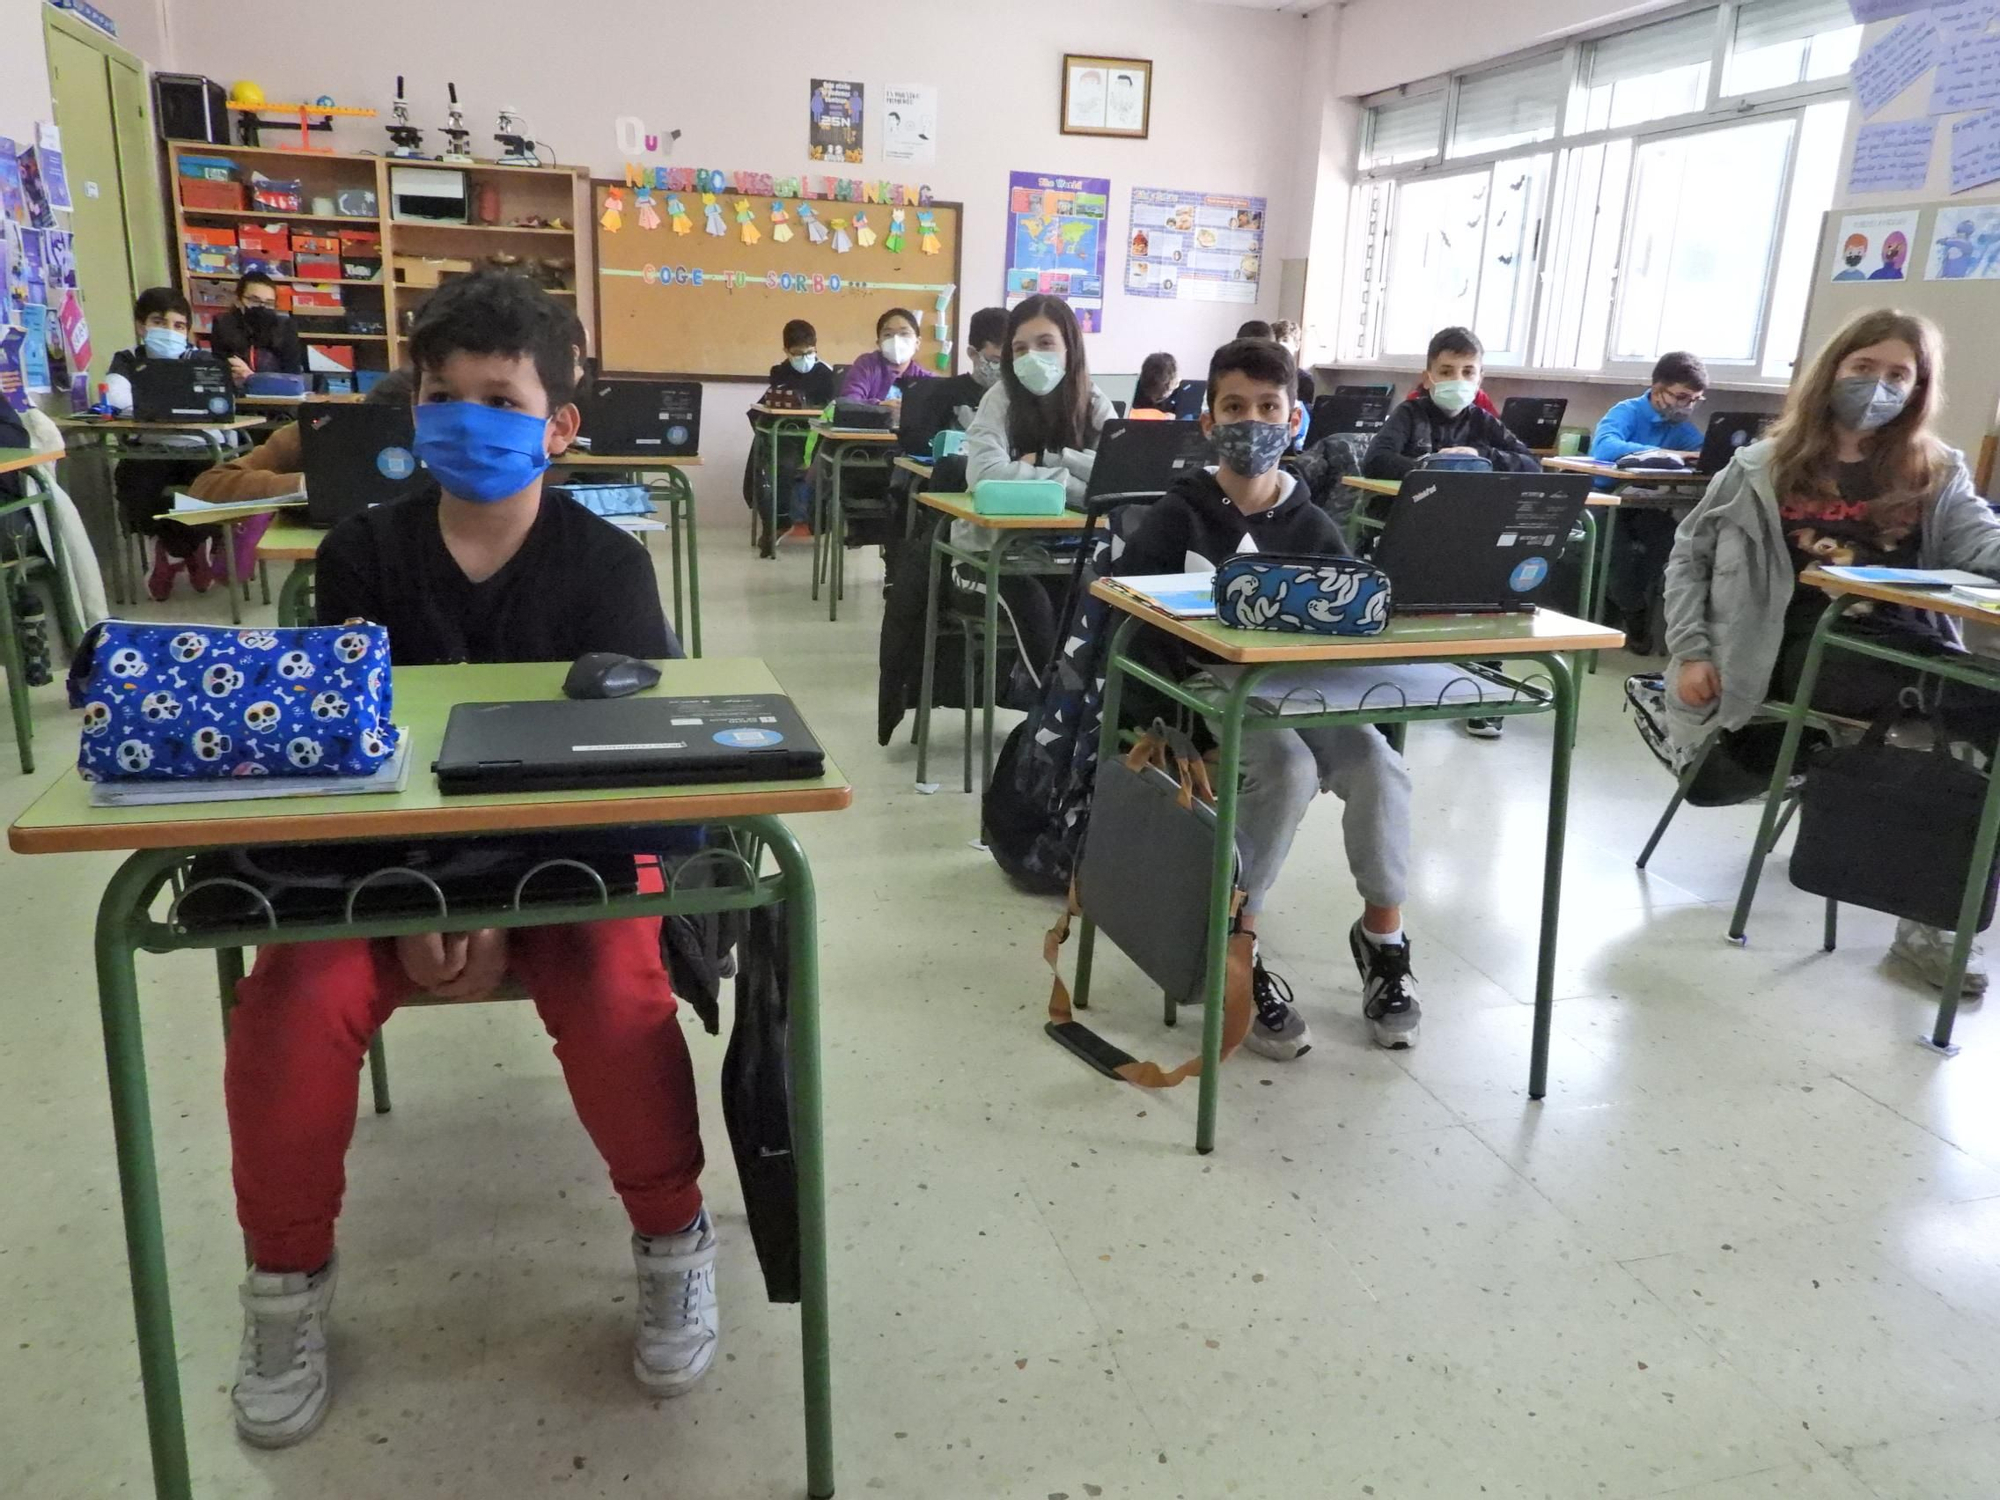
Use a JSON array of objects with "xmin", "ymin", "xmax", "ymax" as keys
[{"xmin": 562, "ymin": 651, "xmax": 662, "ymax": 700}]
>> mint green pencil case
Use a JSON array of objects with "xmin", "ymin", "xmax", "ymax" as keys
[{"xmin": 972, "ymin": 479, "xmax": 1066, "ymax": 517}]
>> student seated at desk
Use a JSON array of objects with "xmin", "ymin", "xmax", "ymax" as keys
[
  {"xmin": 1116, "ymin": 337, "xmax": 1419, "ymax": 1056},
  {"xmin": 1131, "ymin": 351, "xmax": 1179, "ymax": 416},
  {"xmin": 932, "ymin": 304, "xmax": 1008, "ymax": 429},
  {"xmin": 962, "ymin": 294, "xmax": 1118, "ymax": 686},
  {"xmin": 1665, "ymin": 308, "xmax": 2000, "ymax": 997},
  {"xmin": 1272, "ymin": 319, "xmax": 1316, "ymax": 407},
  {"xmin": 208, "ymin": 271, "xmax": 307, "ymax": 386},
  {"xmin": 766, "ymin": 317, "xmax": 839, "ymax": 407},
  {"xmin": 1592, "ymin": 351, "xmax": 1709, "ymax": 652},
  {"xmin": 838, "ymin": 304, "xmax": 932, "ymax": 420},
  {"xmin": 221, "ymin": 273, "xmax": 710, "ymax": 1451},
  {"xmin": 104, "ymin": 286, "xmax": 237, "ymax": 601}
]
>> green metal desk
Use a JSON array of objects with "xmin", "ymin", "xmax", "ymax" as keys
[
  {"xmin": 1542, "ymin": 455, "xmax": 1712, "ymax": 642},
  {"xmin": 912, "ymin": 490, "xmax": 1084, "ymax": 793},
  {"xmin": 7, "ymin": 658, "xmax": 849, "ymax": 1500},
  {"xmin": 748, "ymin": 404, "xmax": 821, "ymax": 558},
  {"xmin": 809, "ymin": 424, "xmax": 897, "ymax": 622},
  {"xmin": 0, "ymin": 446, "xmax": 72, "ymax": 772},
  {"xmin": 554, "ymin": 453, "xmax": 704, "ymax": 656},
  {"xmin": 147, "ymin": 496, "xmax": 296, "ymax": 625},
  {"xmin": 1075, "ymin": 584, "xmax": 1624, "ymax": 1154},
  {"xmin": 1729, "ymin": 568, "xmax": 2000, "ymax": 1055}
]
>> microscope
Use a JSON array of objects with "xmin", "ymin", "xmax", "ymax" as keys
[
  {"xmin": 494, "ymin": 107, "xmax": 539, "ymax": 167},
  {"xmin": 439, "ymin": 82, "xmax": 474, "ymax": 163},
  {"xmin": 384, "ymin": 75, "xmax": 426, "ymax": 158}
]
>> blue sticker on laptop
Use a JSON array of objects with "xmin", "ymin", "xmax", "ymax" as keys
[
  {"xmin": 1509, "ymin": 556, "xmax": 1549, "ymax": 592},
  {"xmin": 377, "ymin": 446, "xmax": 417, "ymax": 480},
  {"xmin": 713, "ymin": 727, "xmax": 783, "ymax": 748},
  {"xmin": 667, "ymin": 424, "xmax": 691, "ymax": 446}
]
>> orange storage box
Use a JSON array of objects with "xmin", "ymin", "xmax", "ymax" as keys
[
  {"xmin": 238, "ymin": 223, "xmax": 292, "ymax": 258},
  {"xmin": 181, "ymin": 178, "xmax": 246, "ymax": 212}
]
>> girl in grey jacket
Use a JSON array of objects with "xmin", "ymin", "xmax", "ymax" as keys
[{"xmin": 1662, "ymin": 307, "xmax": 2000, "ymax": 994}]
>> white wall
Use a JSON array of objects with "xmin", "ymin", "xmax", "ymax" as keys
[
  {"xmin": 1833, "ymin": 16, "xmax": 2000, "ymax": 209},
  {"xmin": 1332, "ymin": 0, "xmax": 1680, "ymax": 95},
  {"xmin": 1, "ymin": 0, "xmax": 56, "ymax": 143}
]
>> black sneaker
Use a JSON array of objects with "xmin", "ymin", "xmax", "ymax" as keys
[
  {"xmin": 1349, "ymin": 922, "xmax": 1420, "ymax": 1050},
  {"xmin": 1243, "ymin": 951, "xmax": 1312, "ymax": 1060},
  {"xmin": 1461, "ymin": 717, "xmax": 1503, "ymax": 740}
]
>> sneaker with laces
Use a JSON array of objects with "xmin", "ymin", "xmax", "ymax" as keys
[
  {"xmin": 632, "ymin": 1208, "xmax": 719, "ymax": 1396},
  {"xmin": 231, "ymin": 1256, "xmax": 336, "ymax": 1448},
  {"xmin": 1461, "ymin": 717, "xmax": 1503, "ymax": 740},
  {"xmin": 1889, "ymin": 919, "xmax": 1989, "ymax": 999},
  {"xmin": 1350, "ymin": 922, "xmax": 1421, "ymax": 1049},
  {"xmin": 1242, "ymin": 951, "xmax": 1312, "ymax": 1060},
  {"xmin": 146, "ymin": 540, "xmax": 176, "ymax": 603}
]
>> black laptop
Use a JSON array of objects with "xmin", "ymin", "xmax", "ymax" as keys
[
  {"xmin": 897, "ymin": 377, "xmax": 961, "ymax": 456},
  {"xmin": 574, "ymin": 378, "xmax": 702, "ymax": 458},
  {"xmin": 432, "ymin": 693, "xmax": 826, "ymax": 795},
  {"xmin": 1310, "ymin": 392, "xmax": 1393, "ymax": 439},
  {"xmin": 1695, "ymin": 410, "xmax": 1772, "ymax": 474},
  {"xmin": 1500, "ymin": 396, "xmax": 1568, "ymax": 450},
  {"xmin": 1080, "ymin": 419, "xmax": 1212, "ymax": 509},
  {"xmin": 300, "ymin": 404, "xmax": 426, "ymax": 527},
  {"xmin": 1372, "ymin": 471, "xmax": 1592, "ymax": 613},
  {"xmin": 131, "ymin": 358, "xmax": 235, "ymax": 422}
]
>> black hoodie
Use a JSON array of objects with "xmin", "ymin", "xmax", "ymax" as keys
[
  {"xmin": 1119, "ymin": 466, "xmax": 1349, "ymax": 577},
  {"xmin": 1361, "ymin": 394, "xmax": 1539, "ymax": 480}
]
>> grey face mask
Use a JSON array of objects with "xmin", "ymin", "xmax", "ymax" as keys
[
  {"xmin": 1830, "ymin": 374, "xmax": 1911, "ymax": 432},
  {"xmin": 1211, "ymin": 418, "xmax": 1291, "ymax": 478}
]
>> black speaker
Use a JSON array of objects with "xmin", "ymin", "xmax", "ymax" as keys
[{"xmin": 152, "ymin": 73, "xmax": 229, "ymax": 145}]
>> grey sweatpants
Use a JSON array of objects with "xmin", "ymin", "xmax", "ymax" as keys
[{"xmin": 1234, "ymin": 725, "xmax": 1411, "ymax": 915}]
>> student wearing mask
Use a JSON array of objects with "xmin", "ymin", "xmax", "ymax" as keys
[
  {"xmin": 209, "ymin": 271, "xmax": 306, "ymax": 384},
  {"xmin": 1592, "ymin": 351, "xmax": 1710, "ymax": 652},
  {"xmin": 752, "ymin": 320, "xmax": 840, "ymax": 549},
  {"xmin": 933, "ymin": 305, "xmax": 1009, "ymax": 429},
  {"xmin": 838, "ymin": 305, "xmax": 932, "ymax": 416},
  {"xmin": 765, "ymin": 318, "xmax": 839, "ymax": 406},
  {"xmin": 1665, "ymin": 308, "xmax": 2000, "ymax": 996},
  {"xmin": 1117, "ymin": 337, "xmax": 1420, "ymax": 1056},
  {"xmin": 1271, "ymin": 319, "xmax": 1316, "ymax": 407},
  {"xmin": 962, "ymin": 294, "xmax": 1118, "ymax": 685},
  {"xmin": 1131, "ymin": 351, "xmax": 1179, "ymax": 416}
]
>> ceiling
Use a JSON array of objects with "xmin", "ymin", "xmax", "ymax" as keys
[{"xmin": 1192, "ymin": 0, "xmax": 1338, "ymax": 12}]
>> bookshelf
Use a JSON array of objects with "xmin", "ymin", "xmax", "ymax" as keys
[{"xmin": 168, "ymin": 142, "xmax": 595, "ymax": 389}]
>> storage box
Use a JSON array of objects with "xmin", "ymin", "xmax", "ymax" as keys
[
  {"xmin": 341, "ymin": 258, "xmax": 382, "ymax": 282},
  {"xmin": 295, "ymin": 253, "xmax": 342, "ymax": 281},
  {"xmin": 182, "ymin": 226, "xmax": 239, "ymax": 277},
  {"xmin": 335, "ymin": 189, "xmax": 378, "ymax": 218},
  {"xmin": 319, "ymin": 373, "xmax": 356, "ymax": 396},
  {"xmin": 306, "ymin": 344, "xmax": 356, "ymax": 373},
  {"xmin": 238, "ymin": 223, "xmax": 292, "ymax": 258},
  {"xmin": 338, "ymin": 228, "xmax": 382, "ymax": 255},
  {"xmin": 177, "ymin": 153, "xmax": 237, "ymax": 181},
  {"xmin": 290, "ymin": 285, "xmax": 345, "ymax": 313},
  {"xmin": 238, "ymin": 255, "xmax": 294, "ymax": 280},
  {"xmin": 249, "ymin": 174, "xmax": 303, "ymax": 213},
  {"xmin": 180, "ymin": 177, "xmax": 245, "ymax": 212},
  {"xmin": 290, "ymin": 233, "xmax": 340, "ymax": 256}
]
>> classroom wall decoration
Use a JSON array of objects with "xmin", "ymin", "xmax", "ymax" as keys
[
  {"xmin": 1951, "ymin": 106, "xmax": 2000, "ymax": 192},
  {"xmin": 1828, "ymin": 208, "xmax": 1921, "ymax": 279},
  {"xmin": 882, "ymin": 86, "xmax": 937, "ymax": 165},
  {"xmin": 809, "ymin": 81, "xmax": 865, "ymax": 164},
  {"xmin": 1853, "ymin": 15, "xmax": 1940, "ymax": 118},
  {"xmin": 1124, "ymin": 187, "xmax": 1265, "ymax": 305},
  {"xmin": 1848, "ymin": 118, "xmax": 1938, "ymax": 194},
  {"xmin": 1004, "ymin": 172, "xmax": 1110, "ymax": 332},
  {"xmin": 1, "ymin": 126, "xmax": 84, "ymax": 410},
  {"xmin": 1925, "ymin": 202, "xmax": 2000, "ymax": 275},
  {"xmin": 1061, "ymin": 55, "xmax": 1151, "ymax": 139}
]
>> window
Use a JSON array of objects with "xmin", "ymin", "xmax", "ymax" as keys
[
  {"xmin": 1533, "ymin": 139, "xmax": 1632, "ymax": 371},
  {"xmin": 1725, "ymin": 0, "xmax": 1862, "ymax": 94},
  {"xmin": 1450, "ymin": 54, "xmax": 1564, "ymax": 158},
  {"xmin": 1571, "ymin": 12, "xmax": 1717, "ymax": 133},
  {"xmin": 1378, "ymin": 155, "xmax": 1551, "ymax": 365},
  {"xmin": 1363, "ymin": 91, "xmax": 1444, "ymax": 168}
]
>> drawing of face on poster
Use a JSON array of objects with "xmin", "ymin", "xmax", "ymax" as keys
[
  {"xmin": 1830, "ymin": 210, "xmax": 1919, "ymax": 282},
  {"xmin": 1835, "ymin": 232, "xmax": 1870, "ymax": 280},
  {"xmin": 1872, "ymin": 230, "xmax": 1910, "ymax": 279},
  {"xmin": 1068, "ymin": 69, "xmax": 1105, "ymax": 129},
  {"xmin": 1106, "ymin": 71, "xmax": 1144, "ymax": 132}
]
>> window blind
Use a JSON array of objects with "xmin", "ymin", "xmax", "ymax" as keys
[
  {"xmin": 1451, "ymin": 54, "xmax": 1565, "ymax": 155},
  {"xmin": 1365, "ymin": 93, "xmax": 1445, "ymax": 166},
  {"xmin": 1733, "ymin": 0, "xmax": 1853, "ymax": 53},
  {"xmin": 1585, "ymin": 10, "xmax": 1718, "ymax": 85}
]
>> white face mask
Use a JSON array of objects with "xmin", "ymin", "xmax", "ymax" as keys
[
  {"xmin": 1013, "ymin": 349, "xmax": 1066, "ymax": 397},
  {"xmin": 1429, "ymin": 378, "xmax": 1478, "ymax": 416},
  {"xmin": 789, "ymin": 353, "xmax": 818, "ymax": 374},
  {"xmin": 880, "ymin": 333, "xmax": 917, "ymax": 366}
]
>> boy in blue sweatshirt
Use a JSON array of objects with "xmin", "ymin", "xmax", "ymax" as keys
[{"xmin": 1591, "ymin": 351, "xmax": 1707, "ymax": 651}]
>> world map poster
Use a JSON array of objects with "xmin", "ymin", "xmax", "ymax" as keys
[{"xmin": 1004, "ymin": 171, "xmax": 1109, "ymax": 332}]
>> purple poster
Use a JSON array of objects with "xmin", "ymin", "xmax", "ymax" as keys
[{"xmin": 1003, "ymin": 171, "xmax": 1110, "ymax": 332}]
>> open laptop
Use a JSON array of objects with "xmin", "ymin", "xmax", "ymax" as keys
[
  {"xmin": 1695, "ymin": 410, "xmax": 1772, "ymax": 474},
  {"xmin": 573, "ymin": 378, "xmax": 702, "ymax": 458},
  {"xmin": 1372, "ymin": 471, "xmax": 1592, "ymax": 613},
  {"xmin": 1310, "ymin": 392, "xmax": 1393, "ymax": 439},
  {"xmin": 299, "ymin": 404, "xmax": 426, "ymax": 527},
  {"xmin": 1334, "ymin": 383, "xmax": 1394, "ymax": 397},
  {"xmin": 1079, "ymin": 419, "xmax": 1212, "ymax": 509},
  {"xmin": 131, "ymin": 359, "xmax": 235, "ymax": 422},
  {"xmin": 897, "ymin": 377, "xmax": 961, "ymax": 456},
  {"xmin": 1500, "ymin": 396, "xmax": 1568, "ymax": 450},
  {"xmin": 432, "ymin": 693, "xmax": 826, "ymax": 795},
  {"xmin": 1168, "ymin": 379, "xmax": 1207, "ymax": 421}
]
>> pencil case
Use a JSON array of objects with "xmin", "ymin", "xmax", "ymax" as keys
[
  {"xmin": 930, "ymin": 428, "xmax": 967, "ymax": 459},
  {"xmin": 1214, "ymin": 553, "xmax": 1391, "ymax": 636},
  {"xmin": 69, "ymin": 619, "xmax": 400, "ymax": 781},
  {"xmin": 972, "ymin": 479, "xmax": 1066, "ymax": 517}
]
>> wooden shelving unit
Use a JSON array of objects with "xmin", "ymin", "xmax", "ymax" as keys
[{"xmin": 168, "ymin": 142, "xmax": 596, "ymax": 385}]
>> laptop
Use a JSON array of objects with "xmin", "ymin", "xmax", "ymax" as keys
[
  {"xmin": 131, "ymin": 358, "xmax": 235, "ymax": 422},
  {"xmin": 1310, "ymin": 392, "xmax": 1392, "ymax": 439},
  {"xmin": 1168, "ymin": 379, "xmax": 1207, "ymax": 421},
  {"xmin": 1372, "ymin": 471, "xmax": 1592, "ymax": 613},
  {"xmin": 299, "ymin": 404, "xmax": 426, "ymax": 527},
  {"xmin": 1080, "ymin": 419, "xmax": 1212, "ymax": 509},
  {"xmin": 573, "ymin": 378, "xmax": 702, "ymax": 458},
  {"xmin": 1695, "ymin": 410, "xmax": 1772, "ymax": 474},
  {"xmin": 1500, "ymin": 396, "xmax": 1568, "ymax": 450},
  {"xmin": 1334, "ymin": 383, "xmax": 1394, "ymax": 397},
  {"xmin": 432, "ymin": 693, "xmax": 827, "ymax": 795},
  {"xmin": 897, "ymin": 378, "xmax": 961, "ymax": 456}
]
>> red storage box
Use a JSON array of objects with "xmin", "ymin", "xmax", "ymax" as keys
[
  {"xmin": 290, "ymin": 232, "xmax": 340, "ymax": 256},
  {"xmin": 238, "ymin": 223, "xmax": 291, "ymax": 258},
  {"xmin": 295, "ymin": 253, "xmax": 342, "ymax": 280},
  {"xmin": 305, "ymin": 343, "xmax": 357, "ymax": 373},
  {"xmin": 290, "ymin": 285, "xmax": 345, "ymax": 313},
  {"xmin": 181, "ymin": 178, "xmax": 246, "ymax": 212},
  {"xmin": 338, "ymin": 228, "xmax": 381, "ymax": 255}
]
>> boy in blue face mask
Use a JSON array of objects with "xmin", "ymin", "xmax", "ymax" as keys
[
  {"xmin": 1590, "ymin": 350, "xmax": 1709, "ymax": 652},
  {"xmin": 221, "ymin": 272, "xmax": 711, "ymax": 1453},
  {"xmin": 1116, "ymin": 337, "xmax": 1422, "ymax": 1059}
]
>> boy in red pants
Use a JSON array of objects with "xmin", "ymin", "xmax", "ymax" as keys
[{"xmin": 225, "ymin": 272, "xmax": 708, "ymax": 1448}]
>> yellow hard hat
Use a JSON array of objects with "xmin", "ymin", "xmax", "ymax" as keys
[{"xmin": 229, "ymin": 80, "xmax": 266, "ymax": 107}]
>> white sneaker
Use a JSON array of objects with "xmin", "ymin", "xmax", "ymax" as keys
[
  {"xmin": 1890, "ymin": 919, "xmax": 1989, "ymax": 999},
  {"xmin": 1243, "ymin": 952, "xmax": 1313, "ymax": 1060},
  {"xmin": 632, "ymin": 1209, "xmax": 719, "ymax": 1396},
  {"xmin": 231, "ymin": 1257, "xmax": 336, "ymax": 1448}
]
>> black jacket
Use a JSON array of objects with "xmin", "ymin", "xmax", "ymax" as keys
[
  {"xmin": 1119, "ymin": 467, "xmax": 1349, "ymax": 576},
  {"xmin": 1361, "ymin": 395, "xmax": 1538, "ymax": 480},
  {"xmin": 209, "ymin": 308, "xmax": 306, "ymax": 376},
  {"xmin": 764, "ymin": 359, "xmax": 838, "ymax": 406}
]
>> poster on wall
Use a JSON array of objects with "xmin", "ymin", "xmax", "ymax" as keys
[
  {"xmin": 57, "ymin": 288, "xmax": 90, "ymax": 371},
  {"xmin": 1003, "ymin": 171, "xmax": 1109, "ymax": 332},
  {"xmin": 1828, "ymin": 209, "xmax": 1921, "ymax": 280},
  {"xmin": 19, "ymin": 304, "xmax": 50, "ymax": 393},
  {"xmin": 881, "ymin": 86, "xmax": 936, "ymax": 165},
  {"xmin": 35, "ymin": 124, "xmax": 71, "ymax": 212},
  {"xmin": 1125, "ymin": 187, "xmax": 1266, "ymax": 304},
  {"xmin": 808, "ymin": 80, "xmax": 865, "ymax": 164},
  {"xmin": 0, "ymin": 141, "xmax": 22, "ymax": 223},
  {"xmin": 1925, "ymin": 204, "xmax": 2000, "ymax": 277}
]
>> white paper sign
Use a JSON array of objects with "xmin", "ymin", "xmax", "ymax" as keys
[{"xmin": 881, "ymin": 86, "xmax": 936, "ymax": 165}]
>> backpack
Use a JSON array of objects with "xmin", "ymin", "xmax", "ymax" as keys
[{"xmin": 982, "ymin": 507, "xmax": 1142, "ymax": 894}]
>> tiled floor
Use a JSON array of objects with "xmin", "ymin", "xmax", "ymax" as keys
[{"xmin": 6, "ymin": 522, "xmax": 2000, "ymax": 1499}]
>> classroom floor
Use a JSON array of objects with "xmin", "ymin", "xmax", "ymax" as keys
[{"xmin": 8, "ymin": 520, "xmax": 2000, "ymax": 1500}]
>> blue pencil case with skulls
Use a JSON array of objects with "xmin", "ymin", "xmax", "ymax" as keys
[
  {"xmin": 1213, "ymin": 553, "xmax": 1393, "ymax": 637},
  {"xmin": 68, "ymin": 620, "xmax": 400, "ymax": 781}
]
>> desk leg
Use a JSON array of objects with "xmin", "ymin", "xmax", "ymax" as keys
[
  {"xmin": 752, "ymin": 819, "xmax": 835, "ymax": 1499},
  {"xmin": 681, "ymin": 483, "xmax": 703, "ymax": 658},
  {"xmin": 810, "ymin": 452, "xmax": 825, "ymax": 602},
  {"xmin": 1729, "ymin": 598, "xmax": 1841, "ymax": 944},
  {"xmin": 276, "ymin": 560, "xmax": 314, "ymax": 629},
  {"xmin": 95, "ymin": 852, "xmax": 193, "ymax": 1500},
  {"xmin": 216, "ymin": 521, "xmax": 243, "ymax": 626},
  {"xmin": 764, "ymin": 425, "xmax": 781, "ymax": 559},
  {"xmin": 1529, "ymin": 652, "xmax": 1578, "ymax": 1100},
  {"xmin": 0, "ymin": 554, "xmax": 32, "ymax": 773},
  {"xmin": 1932, "ymin": 765, "xmax": 2000, "ymax": 1052},
  {"xmin": 915, "ymin": 533, "xmax": 944, "ymax": 788},
  {"xmin": 1196, "ymin": 671, "xmax": 1260, "ymax": 1154},
  {"xmin": 1578, "ymin": 508, "xmax": 1602, "ymax": 678},
  {"xmin": 980, "ymin": 540, "xmax": 1007, "ymax": 793},
  {"xmin": 667, "ymin": 489, "xmax": 686, "ymax": 648},
  {"xmin": 1076, "ymin": 620, "xmax": 1140, "ymax": 1014},
  {"xmin": 30, "ymin": 471, "xmax": 83, "ymax": 650},
  {"xmin": 827, "ymin": 453, "xmax": 845, "ymax": 623}
]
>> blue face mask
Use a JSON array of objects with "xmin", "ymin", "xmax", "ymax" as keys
[
  {"xmin": 143, "ymin": 327, "xmax": 189, "ymax": 360},
  {"xmin": 413, "ymin": 401, "xmax": 552, "ymax": 504}
]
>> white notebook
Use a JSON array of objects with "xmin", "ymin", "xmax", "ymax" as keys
[{"xmin": 89, "ymin": 733, "xmax": 412, "ymax": 806}]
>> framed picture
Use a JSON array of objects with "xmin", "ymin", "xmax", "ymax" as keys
[{"xmin": 1062, "ymin": 55, "xmax": 1151, "ymax": 139}]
